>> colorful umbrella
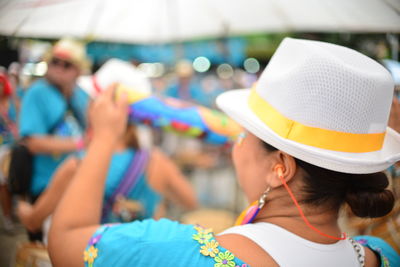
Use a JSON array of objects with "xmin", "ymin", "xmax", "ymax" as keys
[{"xmin": 117, "ymin": 84, "xmax": 242, "ymax": 145}]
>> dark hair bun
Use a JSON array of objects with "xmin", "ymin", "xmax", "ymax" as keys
[
  {"xmin": 346, "ymin": 190, "xmax": 394, "ymax": 218},
  {"xmin": 345, "ymin": 172, "xmax": 395, "ymax": 218},
  {"xmin": 261, "ymin": 141, "xmax": 395, "ymax": 218}
]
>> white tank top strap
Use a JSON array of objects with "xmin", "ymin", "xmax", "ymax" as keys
[{"xmin": 219, "ymin": 222, "xmax": 365, "ymax": 267}]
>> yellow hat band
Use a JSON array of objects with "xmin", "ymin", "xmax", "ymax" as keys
[{"xmin": 248, "ymin": 88, "xmax": 385, "ymax": 153}]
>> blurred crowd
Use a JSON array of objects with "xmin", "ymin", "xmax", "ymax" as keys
[{"xmin": 0, "ymin": 38, "xmax": 248, "ymax": 265}]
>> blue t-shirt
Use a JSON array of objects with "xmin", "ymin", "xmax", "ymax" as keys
[
  {"xmin": 78, "ymin": 149, "xmax": 162, "ymax": 223},
  {"xmin": 84, "ymin": 219, "xmax": 248, "ymax": 267},
  {"xmin": 16, "ymin": 86, "xmax": 25, "ymax": 100},
  {"xmin": 19, "ymin": 79, "xmax": 89, "ymax": 196}
]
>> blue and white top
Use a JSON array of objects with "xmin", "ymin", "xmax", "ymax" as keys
[
  {"xmin": 84, "ymin": 219, "xmax": 247, "ymax": 267},
  {"xmin": 83, "ymin": 219, "xmax": 399, "ymax": 267}
]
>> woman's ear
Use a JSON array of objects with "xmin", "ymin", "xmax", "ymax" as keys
[{"xmin": 265, "ymin": 152, "xmax": 297, "ymax": 188}]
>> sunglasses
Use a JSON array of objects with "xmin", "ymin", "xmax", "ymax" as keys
[{"xmin": 50, "ymin": 58, "xmax": 75, "ymax": 70}]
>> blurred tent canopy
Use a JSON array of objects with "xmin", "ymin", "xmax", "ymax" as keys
[
  {"xmin": 86, "ymin": 38, "xmax": 247, "ymax": 66},
  {"xmin": 0, "ymin": 0, "xmax": 399, "ymax": 44}
]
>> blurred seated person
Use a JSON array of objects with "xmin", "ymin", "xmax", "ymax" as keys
[{"xmin": 17, "ymin": 121, "xmax": 198, "ymax": 233}]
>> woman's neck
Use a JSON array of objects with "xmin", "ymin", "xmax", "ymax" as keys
[{"xmin": 252, "ymin": 192, "xmax": 342, "ymax": 244}]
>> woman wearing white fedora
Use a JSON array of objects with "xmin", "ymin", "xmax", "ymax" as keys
[{"xmin": 48, "ymin": 38, "xmax": 399, "ymax": 267}]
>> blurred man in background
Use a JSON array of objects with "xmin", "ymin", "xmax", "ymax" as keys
[{"xmin": 19, "ymin": 38, "xmax": 90, "ymax": 240}]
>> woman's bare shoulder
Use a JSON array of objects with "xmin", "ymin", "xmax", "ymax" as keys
[{"xmin": 216, "ymin": 234, "xmax": 278, "ymax": 267}]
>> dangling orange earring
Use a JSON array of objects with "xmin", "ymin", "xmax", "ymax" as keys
[{"xmin": 235, "ymin": 187, "xmax": 271, "ymax": 225}]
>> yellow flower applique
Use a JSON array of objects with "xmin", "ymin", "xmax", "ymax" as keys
[
  {"xmin": 193, "ymin": 231, "xmax": 213, "ymax": 244},
  {"xmin": 200, "ymin": 240, "xmax": 220, "ymax": 258},
  {"xmin": 194, "ymin": 225, "xmax": 213, "ymax": 234},
  {"xmin": 214, "ymin": 251, "xmax": 236, "ymax": 267},
  {"xmin": 84, "ymin": 245, "xmax": 98, "ymax": 267}
]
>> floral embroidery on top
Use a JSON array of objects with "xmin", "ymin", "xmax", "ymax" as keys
[
  {"xmin": 84, "ymin": 224, "xmax": 120, "ymax": 267},
  {"xmin": 372, "ymin": 247, "xmax": 390, "ymax": 267},
  {"xmin": 193, "ymin": 225, "xmax": 248, "ymax": 267},
  {"xmin": 193, "ymin": 230, "xmax": 213, "ymax": 244},
  {"xmin": 194, "ymin": 225, "xmax": 213, "ymax": 234},
  {"xmin": 355, "ymin": 239, "xmax": 391, "ymax": 267},
  {"xmin": 214, "ymin": 251, "xmax": 235, "ymax": 267},
  {"xmin": 84, "ymin": 246, "xmax": 98, "ymax": 267},
  {"xmin": 200, "ymin": 240, "xmax": 220, "ymax": 257},
  {"xmin": 355, "ymin": 238, "xmax": 368, "ymax": 245}
]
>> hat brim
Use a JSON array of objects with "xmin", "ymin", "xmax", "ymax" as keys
[{"xmin": 216, "ymin": 88, "xmax": 400, "ymax": 174}]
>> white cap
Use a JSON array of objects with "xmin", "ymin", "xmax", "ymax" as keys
[{"xmin": 78, "ymin": 58, "xmax": 152, "ymax": 98}]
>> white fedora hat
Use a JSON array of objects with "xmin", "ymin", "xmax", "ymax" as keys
[
  {"xmin": 78, "ymin": 58, "xmax": 152, "ymax": 98},
  {"xmin": 217, "ymin": 38, "xmax": 400, "ymax": 174}
]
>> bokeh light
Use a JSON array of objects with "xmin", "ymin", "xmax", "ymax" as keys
[
  {"xmin": 243, "ymin": 58, "xmax": 260, "ymax": 74},
  {"xmin": 217, "ymin": 63, "xmax": 233, "ymax": 79},
  {"xmin": 193, "ymin": 56, "xmax": 211, "ymax": 73},
  {"xmin": 35, "ymin": 61, "xmax": 48, "ymax": 76},
  {"xmin": 138, "ymin": 62, "xmax": 165, "ymax": 77}
]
